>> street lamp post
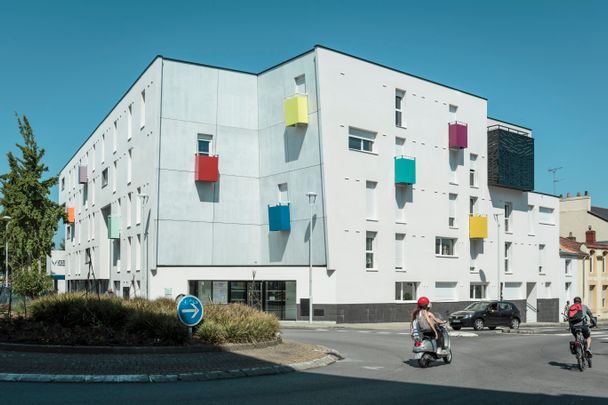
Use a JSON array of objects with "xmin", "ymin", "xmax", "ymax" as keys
[
  {"xmin": 306, "ymin": 192, "xmax": 317, "ymax": 324},
  {"xmin": 493, "ymin": 213, "xmax": 504, "ymax": 301},
  {"xmin": 2, "ymin": 216, "xmax": 11, "ymax": 287}
]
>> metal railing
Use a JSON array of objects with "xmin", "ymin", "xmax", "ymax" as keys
[{"xmin": 487, "ymin": 124, "xmax": 530, "ymax": 137}]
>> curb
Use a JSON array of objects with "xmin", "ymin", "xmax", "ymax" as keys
[{"xmin": 0, "ymin": 350, "xmax": 343, "ymax": 384}]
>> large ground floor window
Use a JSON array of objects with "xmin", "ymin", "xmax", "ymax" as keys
[{"xmin": 189, "ymin": 280, "xmax": 297, "ymax": 320}]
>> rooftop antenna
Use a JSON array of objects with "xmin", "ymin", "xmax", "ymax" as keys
[{"xmin": 548, "ymin": 167, "xmax": 563, "ymax": 195}]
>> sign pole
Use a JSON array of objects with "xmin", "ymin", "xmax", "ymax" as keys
[{"xmin": 188, "ymin": 327, "xmax": 193, "ymax": 339}]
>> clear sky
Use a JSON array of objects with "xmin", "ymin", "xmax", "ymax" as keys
[{"xmin": 1, "ymin": 0, "xmax": 607, "ymax": 207}]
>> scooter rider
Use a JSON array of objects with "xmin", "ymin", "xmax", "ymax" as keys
[{"xmin": 411, "ymin": 296, "xmax": 447, "ymax": 354}]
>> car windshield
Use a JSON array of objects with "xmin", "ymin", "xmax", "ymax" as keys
[{"xmin": 463, "ymin": 302, "xmax": 489, "ymax": 311}]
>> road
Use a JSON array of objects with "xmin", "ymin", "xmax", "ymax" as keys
[{"xmin": 2, "ymin": 326, "xmax": 608, "ymax": 404}]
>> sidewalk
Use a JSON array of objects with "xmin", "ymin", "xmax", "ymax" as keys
[{"xmin": 0, "ymin": 341, "xmax": 342, "ymax": 383}]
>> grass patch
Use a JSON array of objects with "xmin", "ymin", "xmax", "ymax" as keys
[{"xmin": 195, "ymin": 303, "xmax": 279, "ymax": 345}]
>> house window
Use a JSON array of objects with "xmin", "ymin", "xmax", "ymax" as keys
[
  {"xmin": 565, "ymin": 282, "xmax": 572, "ymax": 296},
  {"xmin": 505, "ymin": 242, "xmax": 512, "ymax": 273},
  {"xmin": 197, "ymin": 134, "xmax": 213, "ymax": 156},
  {"xmin": 528, "ymin": 205, "xmax": 535, "ymax": 234},
  {"xmin": 395, "ymin": 234, "xmax": 405, "ymax": 271},
  {"xmin": 539, "ymin": 207, "xmax": 555, "ymax": 225},
  {"xmin": 599, "ymin": 256, "xmax": 605, "ymax": 273},
  {"xmin": 127, "ymin": 192, "xmax": 132, "ymax": 227},
  {"xmin": 436, "ymin": 238, "xmax": 456, "ymax": 256},
  {"xmin": 127, "ymin": 149, "xmax": 133, "ymax": 184},
  {"xmin": 366, "ymin": 231, "xmax": 377, "ymax": 270},
  {"xmin": 395, "ymin": 137, "xmax": 405, "ymax": 156},
  {"xmin": 602, "ymin": 285, "xmax": 607, "ymax": 308},
  {"xmin": 92, "ymin": 144, "xmax": 96, "ymax": 171},
  {"xmin": 470, "ymin": 239, "xmax": 482, "ymax": 272},
  {"xmin": 449, "ymin": 193, "xmax": 457, "ymax": 228},
  {"xmin": 101, "ymin": 134, "xmax": 106, "ymax": 163},
  {"xmin": 127, "ymin": 104, "xmax": 133, "ymax": 140},
  {"xmin": 470, "ymin": 283, "xmax": 487, "ymax": 299},
  {"xmin": 113, "ymin": 239, "xmax": 121, "ymax": 271},
  {"xmin": 294, "ymin": 75, "xmax": 306, "ymax": 94},
  {"xmin": 395, "ymin": 282, "xmax": 417, "ymax": 301},
  {"xmin": 395, "ymin": 89, "xmax": 405, "ymax": 127},
  {"xmin": 126, "ymin": 236, "xmax": 132, "ymax": 272},
  {"xmin": 348, "ymin": 127, "xmax": 376, "ymax": 153},
  {"xmin": 113, "ymin": 119, "xmax": 118, "ymax": 153},
  {"xmin": 61, "ymin": 177, "xmax": 65, "ymax": 191},
  {"xmin": 86, "ymin": 215, "xmax": 91, "ymax": 241},
  {"xmin": 469, "ymin": 154, "xmax": 478, "ymax": 187},
  {"xmin": 91, "ymin": 178, "xmax": 96, "ymax": 205},
  {"xmin": 470, "ymin": 197, "xmax": 478, "ymax": 215},
  {"xmin": 435, "ymin": 282, "xmax": 457, "ymax": 301},
  {"xmin": 136, "ymin": 187, "xmax": 142, "ymax": 225},
  {"xmin": 366, "ymin": 181, "xmax": 377, "ymax": 220},
  {"xmin": 136, "ymin": 234, "xmax": 142, "ymax": 271},
  {"xmin": 504, "ymin": 202, "xmax": 512, "ymax": 232},
  {"xmin": 395, "ymin": 185, "xmax": 407, "ymax": 223},
  {"xmin": 112, "ymin": 161, "xmax": 117, "ymax": 193},
  {"xmin": 92, "ymin": 212, "xmax": 96, "ymax": 240},
  {"xmin": 565, "ymin": 259, "xmax": 572, "ymax": 275},
  {"xmin": 449, "ymin": 104, "xmax": 458, "ymax": 114},
  {"xmin": 140, "ymin": 89, "xmax": 146, "ymax": 129},
  {"xmin": 102, "ymin": 168, "xmax": 108, "ymax": 188},
  {"xmin": 278, "ymin": 183, "xmax": 289, "ymax": 203},
  {"xmin": 539, "ymin": 244, "xmax": 545, "ymax": 273}
]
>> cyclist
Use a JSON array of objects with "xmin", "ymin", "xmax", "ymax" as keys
[{"xmin": 567, "ymin": 296, "xmax": 596, "ymax": 356}]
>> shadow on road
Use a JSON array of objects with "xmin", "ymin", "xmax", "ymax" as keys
[
  {"xmin": 548, "ymin": 361, "xmax": 579, "ymax": 371},
  {"xmin": 403, "ymin": 358, "xmax": 449, "ymax": 369}
]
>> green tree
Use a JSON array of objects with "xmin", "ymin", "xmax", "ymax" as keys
[{"xmin": 0, "ymin": 114, "xmax": 66, "ymax": 282}]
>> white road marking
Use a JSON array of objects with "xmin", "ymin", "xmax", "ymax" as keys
[
  {"xmin": 397, "ymin": 332, "xmax": 410, "ymax": 335},
  {"xmin": 357, "ymin": 330, "xmax": 372, "ymax": 333},
  {"xmin": 315, "ymin": 329, "xmax": 329, "ymax": 332},
  {"xmin": 377, "ymin": 331, "xmax": 392, "ymax": 335},
  {"xmin": 448, "ymin": 331, "xmax": 478, "ymax": 337},
  {"xmin": 362, "ymin": 366, "xmax": 384, "ymax": 370},
  {"xmin": 336, "ymin": 330, "xmax": 350, "ymax": 333}
]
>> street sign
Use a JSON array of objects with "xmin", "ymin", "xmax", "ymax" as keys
[{"xmin": 176, "ymin": 295, "xmax": 204, "ymax": 327}]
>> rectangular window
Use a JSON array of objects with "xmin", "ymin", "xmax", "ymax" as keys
[
  {"xmin": 92, "ymin": 144, "xmax": 96, "ymax": 172},
  {"xmin": 602, "ymin": 285, "xmax": 607, "ymax": 308},
  {"xmin": 469, "ymin": 154, "xmax": 478, "ymax": 187},
  {"xmin": 101, "ymin": 134, "xmax": 106, "ymax": 163},
  {"xmin": 505, "ymin": 242, "xmax": 512, "ymax": 273},
  {"xmin": 470, "ymin": 239, "xmax": 482, "ymax": 272},
  {"xmin": 395, "ymin": 89, "xmax": 405, "ymax": 127},
  {"xmin": 449, "ymin": 193, "xmax": 457, "ymax": 228},
  {"xmin": 113, "ymin": 239, "xmax": 121, "ymax": 271},
  {"xmin": 599, "ymin": 256, "xmax": 605, "ymax": 273},
  {"xmin": 395, "ymin": 282, "xmax": 417, "ymax": 301},
  {"xmin": 136, "ymin": 234, "xmax": 141, "ymax": 271},
  {"xmin": 92, "ymin": 212, "xmax": 96, "ymax": 240},
  {"xmin": 294, "ymin": 75, "xmax": 306, "ymax": 94},
  {"xmin": 395, "ymin": 137, "xmax": 405, "ymax": 157},
  {"xmin": 112, "ymin": 161, "xmax": 117, "ymax": 193},
  {"xmin": 197, "ymin": 134, "xmax": 213, "ymax": 156},
  {"xmin": 61, "ymin": 177, "xmax": 65, "ymax": 191},
  {"xmin": 470, "ymin": 283, "xmax": 487, "ymax": 299},
  {"xmin": 102, "ymin": 168, "xmax": 108, "ymax": 188},
  {"xmin": 127, "ymin": 104, "xmax": 133, "ymax": 140},
  {"xmin": 136, "ymin": 187, "xmax": 142, "ymax": 225},
  {"xmin": 366, "ymin": 181, "xmax": 377, "ymax": 220},
  {"xmin": 127, "ymin": 192, "xmax": 132, "ymax": 227},
  {"xmin": 539, "ymin": 207, "xmax": 555, "ymax": 225},
  {"xmin": 395, "ymin": 234, "xmax": 405, "ymax": 270},
  {"xmin": 539, "ymin": 244, "xmax": 545, "ymax": 273},
  {"xmin": 565, "ymin": 259, "xmax": 572, "ymax": 275},
  {"xmin": 348, "ymin": 127, "xmax": 376, "ymax": 153},
  {"xmin": 436, "ymin": 238, "xmax": 456, "ymax": 256},
  {"xmin": 528, "ymin": 205, "xmax": 535, "ymax": 234},
  {"xmin": 82, "ymin": 184, "xmax": 88, "ymax": 207},
  {"xmin": 435, "ymin": 282, "xmax": 457, "ymax": 301},
  {"xmin": 86, "ymin": 216, "xmax": 91, "ymax": 242},
  {"xmin": 78, "ymin": 220, "xmax": 82, "ymax": 245},
  {"xmin": 395, "ymin": 185, "xmax": 407, "ymax": 223},
  {"xmin": 113, "ymin": 120, "xmax": 118, "ymax": 153},
  {"xmin": 91, "ymin": 178, "xmax": 96, "ymax": 205},
  {"xmin": 140, "ymin": 89, "xmax": 146, "ymax": 129},
  {"xmin": 366, "ymin": 231, "xmax": 377, "ymax": 270},
  {"xmin": 449, "ymin": 149, "xmax": 459, "ymax": 184},
  {"xmin": 278, "ymin": 183, "xmax": 289, "ymax": 204},
  {"xmin": 127, "ymin": 149, "xmax": 133, "ymax": 183},
  {"xmin": 469, "ymin": 197, "xmax": 478, "ymax": 215},
  {"xmin": 504, "ymin": 202, "xmax": 512, "ymax": 232},
  {"xmin": 127, "ymin": 236, "xmax": 132, "ymax": 272}
]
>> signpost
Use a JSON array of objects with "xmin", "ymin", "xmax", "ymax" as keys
[{"xmin": 176, "ymin": 295, "xmax": 204, "ymax": 338}]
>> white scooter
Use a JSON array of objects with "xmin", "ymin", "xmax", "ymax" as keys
[{"xmin": 412, "ymin": 326, "xmax": 452, "ymax": 368}]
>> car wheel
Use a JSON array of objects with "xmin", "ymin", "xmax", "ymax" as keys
[
  {"xmin": 473, "ymin": 318, "xmax": 484, "ymax": 331},
  {"xmin": 510, "ymin": 318, "xmax": 520, "ymax": 329},
  {"xmin": 488, "ymin": 326, "xmax": 496, "ymax": 330},
  {"xmin": 451, "ymin": 325, "xmax": 461, "ymax": 331}
]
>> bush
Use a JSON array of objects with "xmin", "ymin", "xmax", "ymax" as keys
[{"xmin": 195, "ymin": 303, "xmax": 279, "ymax": 344}]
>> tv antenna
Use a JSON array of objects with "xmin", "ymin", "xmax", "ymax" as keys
[{"xmin": 548, "ymin": 167, "xmax": 563, "ymax": 195}]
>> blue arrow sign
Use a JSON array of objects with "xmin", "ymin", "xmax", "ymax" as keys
[{"xmin": 176, "ymin": 295, "xmax": 204, "ymax": 327}]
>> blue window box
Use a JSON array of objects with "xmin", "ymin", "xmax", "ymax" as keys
[{"xmin": 268, "ymin": 204, "xmax": 291, "ymax": 232}]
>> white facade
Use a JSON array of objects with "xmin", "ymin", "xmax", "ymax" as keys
[{"xmin": 58, "ymin": 46, "xmax": 561, "ymax": 322}]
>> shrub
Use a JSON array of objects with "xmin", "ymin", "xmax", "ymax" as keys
[{"xmin": 195, "ymin": 303, "xmax": 279, "ymax": 344}]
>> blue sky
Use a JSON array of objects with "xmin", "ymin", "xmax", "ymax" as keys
[{"xmin": 1, "ymin": 0, "xmax": 607, "ymax": 207}]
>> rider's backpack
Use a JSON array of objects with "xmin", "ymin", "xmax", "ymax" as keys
[{"xmin": 568, "ymin": 303, "xmax": 584, "ymax": 323}]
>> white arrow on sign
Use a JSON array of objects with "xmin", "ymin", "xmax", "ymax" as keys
[{"xmin": 181, "ymin": 303, "xmax": 200, "ymax": 319}]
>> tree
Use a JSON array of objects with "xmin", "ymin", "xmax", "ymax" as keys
[
  {"xmin": 12, "ymin": 268, "xmax": 52, "ymax": 314},
  {"xmin": 0, "ymin": 114, "xmax": 66, "ymax": 283}
]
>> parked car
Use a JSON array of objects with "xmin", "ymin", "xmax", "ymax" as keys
[{"xmin": 449, "ymin": 301, "xmax": 521, "ymax": 331}]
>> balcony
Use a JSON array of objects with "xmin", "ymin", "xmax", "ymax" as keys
[
  {"xmin": 284, "ymin": 95, "xmax": 308, "ymax": 127},
  {"xmin": 108, "ymin": 216, "xmax": 121, "ymax": 239},
  {"xmin": 67, "ymin": 207, "xmax": 75, "ymax": 224},
  {"xmin": 395, "ymin": 156, "xmax": 416, "ymax": 185},
  {"xmin": 268, "ymin": 203, "xmax": 291, "ymax": 232},
  {"xmin": 487, "ymin": 125, "xmax": 534, "ymax": 191},
  {"xmin": 79, "ymin": 165, "xmax": 88, "ymax": 184},
  {"xmin": 449, "ymin": 122, "xmax": 468, "ymax": 149},
  {"xmin": 194, "ymin": 154, "xmax": 219, "ymax": 182},
  {"xmin": 469, "ymin": 215, "xmax": 488, "ymax": 239}
]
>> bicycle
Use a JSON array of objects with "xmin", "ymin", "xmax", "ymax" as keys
[{"xmin": 570, "ymin": 324, "xmax": 594, "ymax": 372}]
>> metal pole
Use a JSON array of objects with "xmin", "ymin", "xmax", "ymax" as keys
[{"xmin": 308, "ymin": 201, "xmax": 313, "ymax": 324}]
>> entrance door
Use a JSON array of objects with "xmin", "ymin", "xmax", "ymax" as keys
[{"xmin": 526, "ymin": 282, "xmax": 537, "ymax": 323}]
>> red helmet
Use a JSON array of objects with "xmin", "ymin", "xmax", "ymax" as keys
[{"xmin": 417, "ymin": 296, "xmax": 430, "ymax": 307}]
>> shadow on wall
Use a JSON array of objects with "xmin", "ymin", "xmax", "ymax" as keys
[
  {"xmin": 304, "ymin": 214, "xmax": 318, "ymax": 243},
  {"xmin": 196, "ymin": 180, "xmax": 220, "ymax": 203},
  {"xmin": 284, "ymin": 126, "xmax": 307, "ymax": 163},
  {"xmin": 269, "ymin": 231, "xmax": 289, "ymax": 263}
]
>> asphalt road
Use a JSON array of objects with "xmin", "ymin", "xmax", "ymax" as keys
[{"xmin": 2, "ymin": 326, "xmax": 608, "ymax": 404}]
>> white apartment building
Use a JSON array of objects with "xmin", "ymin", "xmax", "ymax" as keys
[{"xmin": 58, "ymin": 46, "xmax": 561, "ymax": 322}]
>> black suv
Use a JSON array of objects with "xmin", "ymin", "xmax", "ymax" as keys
[{"xmin": 449, "ymin": 301, "xmax": 521, "ymax": 331}]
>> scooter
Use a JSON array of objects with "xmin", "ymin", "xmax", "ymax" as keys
[{"xmin": 412, "ymin": 327, "xmax": 452, "ymax": 368}]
